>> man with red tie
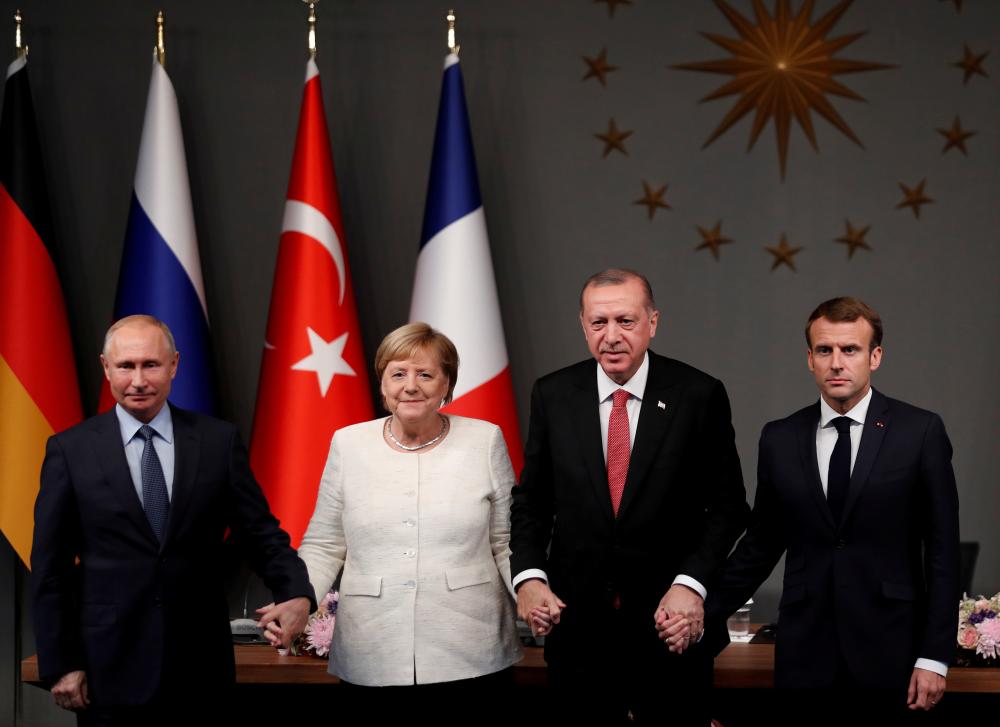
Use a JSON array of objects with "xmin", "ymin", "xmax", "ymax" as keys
[{"xmin": 510, "ymin": 269, "xmax": 749, "ymax": 725}]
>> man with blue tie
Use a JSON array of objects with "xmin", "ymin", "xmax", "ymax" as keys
[
  {"xmin": 706, "ymin": 297, "xmax": 960, "ymax": 724},
  {"xmin": 31, "ymin": 315, "xmax": 314, "ymax": 725}
]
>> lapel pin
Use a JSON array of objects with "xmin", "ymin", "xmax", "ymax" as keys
[
  {"xmin": 875, "ymin": 420, "xmax": 885, "ymax": 428},
  {"xmin": 657, "ymin": 400, "xmax": 666, "ymax": 410}
]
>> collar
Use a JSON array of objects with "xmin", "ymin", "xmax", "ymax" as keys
[
  {"xmin": 596, "ymin": 351, "xmax": 650, "ymax": 404},
  {"xmin": 115, "ymin": 403, "xmax": 174, "ymax": 445},
  {"xmin": 818, "ymin": 387, "xmax": 872, "ymax": 428}
]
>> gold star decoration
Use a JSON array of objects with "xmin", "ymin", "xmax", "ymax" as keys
[
  {"xmin": 765, "ymin": 234, "xmax": 802, "ymax": 271},
  {"xmin": 595, "ymin": 0, "xmax": 633, "ymax": 18},
  {"xmin": 896, "ymin": 179, "xmax": 934, "ymax": 219},
  {"xmin": 954, "ymin": 44, "xmax": 989, "ymax": 85},
  {"xmin": 582, "ymin": 48, "xmax": 619, "ymax": 87},
  {"xmin": 633, "ymin": 181, "xmax": 671, "ymax": 220},
  {"xmin": 674, "ymin": 0, "xmax": 893, "ymax": 179},
  {"xmin": 835, "ymin": 220, "xmax": 871, "ymax": 259},
  {"xmin": 940, "ymin": 0, "xmax": 963, "ymax": 12},
  {"xmin": 594, "ymin": 118, "xmax": 633, "ymax": 157},
  {"xmin": 937, "ymin": 116, "xmax": 976, "ymax": 155},
  {"xmin": 695, "ymin": 221, "xmax": 733, "ymax": 260}
]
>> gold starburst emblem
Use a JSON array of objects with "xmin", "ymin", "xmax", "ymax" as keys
[{"xmin": 674, "ymin": 0, "xmax": 893, "ymax": 178}]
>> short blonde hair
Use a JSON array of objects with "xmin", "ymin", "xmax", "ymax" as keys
[{"xmin": 374, "ymin": 322, "xmax": 459, "ymax": 404}]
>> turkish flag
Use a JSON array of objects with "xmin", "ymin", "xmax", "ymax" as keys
[{"xmin": 250, "ymin": 58, "xmax": 373, "ymax": 548}]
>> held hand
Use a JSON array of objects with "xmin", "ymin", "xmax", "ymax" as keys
[
  {"xmin": 256, "ymin": 596, "xmax": 312, "ymax": 650},
  {"xmin": 907, "ymin": 668, "xmax": 946, "ymax": 710},
  {"xmin": 655, "ymin": 584, "xmax": 704, "ymax": 639},
  {"xmin": 655, "ymin": 612, "xmax": 693, "ymax": 653},
  {"xmin": 516, "ymin": 580, "xmax": 566, "ymax": 637},
  {"xmin": 51, "ymin": 670, "xmax": 88, "ymax": 711}
]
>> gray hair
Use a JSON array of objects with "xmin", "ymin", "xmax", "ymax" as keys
[
  {"xmin": 103, "ymin": 315, "xmax": 177, "ymax": 357},
  {"xmin": 579, "ymin": 268, "xmax": 656, "ymax": 312}
]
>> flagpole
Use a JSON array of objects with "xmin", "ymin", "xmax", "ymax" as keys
[
  {"xmin": 13, "ymin": 8, "xmax": 26, "ymax": 59},
  {"xmin": 305, "ymin": 1, "xmax": 318, "ymax": 59},
  {"xmin": 155, "ymin": 10, "xmax": 165, "ymax": 66},
  {"xmin": 446, "ymin": 9, "xmax": 459, "ymax": 55},
  {"xmin": 11, "ymin": 18, "xmax": 26, "ymax": 725}
]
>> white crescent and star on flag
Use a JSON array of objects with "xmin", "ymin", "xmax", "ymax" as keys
[{"xmin": 265, "ymin": 198, "xmax": 357, "ymax": 396}]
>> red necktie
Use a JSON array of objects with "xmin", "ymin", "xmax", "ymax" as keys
[{"xmin": 607, "ymin": 389, "xmax": 631, "ymax": 516}]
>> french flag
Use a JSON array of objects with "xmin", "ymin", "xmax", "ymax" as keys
[
  {"xmin": 102, "ymin": 55, "xmax": 214, "ymax": 413},
  {"xmin": 410, "ymin": 52, "xmax": 523, "ymax": 474}
]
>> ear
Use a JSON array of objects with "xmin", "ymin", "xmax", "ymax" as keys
[
  {"xmin": 168, "ymin": 351, "xmax": 180, "ymax": 380},
  {"xmin": 806, "ymin": 347, "xmax": 815, "ymax": 373},
  {"xmin": 648, "ymin": 309, "xmax": 659, "ymax": 338},
  {"xmin": 100, "ymin": 354, "xmax": 111, "ymax": 382},
  {"xmin": 869, "ymin": 346, "xmax": 883, "ymax": 372}
]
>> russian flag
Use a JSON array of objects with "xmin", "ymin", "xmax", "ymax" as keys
[
  {"xmin": 101, "ymin": 55, "xmax": 214, "ymax": 413},
  {"xmin": 410, "ymin": 53, "xmax": 523, "ymax": 474}
]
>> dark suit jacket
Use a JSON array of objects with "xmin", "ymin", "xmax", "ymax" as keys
[
  {"xmin": 510, "ymin": 351, "xmax": 749, "ymax": 668},
  {"xmin": 30, "ymin": 405, "xmax": 314, "ymax": 706},
  {"xmin": 706, "ymin": 389, "xmax": 960, "ymax": 689}
]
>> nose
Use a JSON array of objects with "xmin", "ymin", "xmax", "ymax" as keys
[
  {"xmin": 605, "ymin": 322, "xmax": 622, "ymax": 342},
  {"xmin": 130, "ymin": 367, "xmax": 147, "ymax": 389},
  {"xmin": 403, "ymin": 373, "xmax": 419, "ymax": 391},
  {"xmin": 830, "ymin": 349, "xmax": 844, "ymax": 370}
]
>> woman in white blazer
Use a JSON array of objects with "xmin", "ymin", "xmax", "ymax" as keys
[{"xmin": 291, "ymin": 322, "xmax": 522, "ymax": 712}]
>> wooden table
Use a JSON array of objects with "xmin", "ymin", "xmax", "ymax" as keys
[{"xmin": 21, "ymin": 642, "xmax": 1000, "ymax": 692}]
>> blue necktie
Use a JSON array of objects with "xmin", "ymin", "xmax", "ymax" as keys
[
  {"xmin": 827, "ymin": 417, "xmax": 852, "ymax": 523},
  {"xmin": 138, "ymin": 425, "xmax": 170, "ymax": 542}
]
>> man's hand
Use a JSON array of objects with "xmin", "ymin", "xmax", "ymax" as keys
[
  {"xmin": 256, "ymin": 596, "xmax": 312, "ymax": 650},
  {"xmin": 907, "ymin": 667, "xmax": 946, "ymax": 710},
  {"xmin": 516, "ymin": 579, "xmax": 566, "ymax": 637},
  {"xmin": 51, "ymin": 670, "xmax": 88, "ymax": 711},
  {"xmin": 653, "ymin": 584, "xmax": 704, "ymax": 653},
  {"xmin": 654, "ymin": 612, "xmax": 693, "ymax": 653}
]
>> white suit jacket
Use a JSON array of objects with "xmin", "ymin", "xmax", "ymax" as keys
[{"xmin": 298, "ymin": 415, "xmax": 523, "ymax": 686}]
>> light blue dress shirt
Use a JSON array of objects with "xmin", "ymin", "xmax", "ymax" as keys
[{"xmin": 115, "ymin": 403, "xmax": 175, "ymax": 502}]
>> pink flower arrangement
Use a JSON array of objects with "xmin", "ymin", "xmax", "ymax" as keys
[
  {"xmin": 299, "ymin": 589, "xmax": 338, "ymax": 658},
  {"xmin": 957, "ymin": 592, "xmax": 1000, "ymax": 665}
]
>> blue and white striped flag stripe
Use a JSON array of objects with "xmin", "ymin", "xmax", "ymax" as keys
[
  {"xmin": 113, "ymin": 56, "xmax": 214, "ymax": 413},
  {"xmin": 410, "ymin": 54, "xmax": 508, "ymax": 400}
]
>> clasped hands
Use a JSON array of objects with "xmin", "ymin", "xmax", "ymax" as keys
[
  {"xmin": 515, "ymin": 580, "xmax": 702, "ymax": 654},
  {"xmin": 255, "ymin": 596, "xmax": 312, "ymax": 650}
]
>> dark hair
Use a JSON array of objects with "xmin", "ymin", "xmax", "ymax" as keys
[
  {"xmin": 579, "ymin": 268, "xmax": 655, "ymax": 312},
  {"xmin": 805, "ymin": 297, "xmax": 883, "ymax": 350},
  {"xmin": 374, "ymin": 322, "xmax": 459, "ymax": 404}
]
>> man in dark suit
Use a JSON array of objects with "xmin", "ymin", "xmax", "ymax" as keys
[
  {"xmin": 705, "ymin": 297, "xmax": 960, "ymax": 722},
  {"xmin": 510, "ymin": 269, "xmax": 749, "ymax": 725},
  {"xmin": 31, "ymin": 315, "xmax": 315, "ymax": 725}
]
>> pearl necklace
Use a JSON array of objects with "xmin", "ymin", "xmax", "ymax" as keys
[{"xmin": 385, "ymin": 414, "xmax": 448, "ymax": 451}]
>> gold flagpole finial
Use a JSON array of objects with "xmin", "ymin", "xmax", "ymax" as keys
[
  {"xmin": 446, "ymin": 9, "xmax": 459, "ymax": 56},
  {"xmin": 155, "ymin": 10, "xmax": 165, "ymax": 66},
  {"xmin": 14, "ymin": 9, "xmax": 28, "ymax": 60},
  {"xmin": 304, "ymin": 1, "xmax": 318, "ymax": 58}
]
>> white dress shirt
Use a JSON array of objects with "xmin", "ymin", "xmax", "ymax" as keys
[
  {"xmin": 513, "ymin": 353, "xmax": 708, "ymax": 600},
  {"xmin": 814, "ymin": 388, "xmax": 947, "ymax": 678},
  {"xmin": 115, "ymin": 403, "xmax": 175, "ymax": 502}
]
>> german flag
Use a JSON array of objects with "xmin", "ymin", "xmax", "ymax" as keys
[{"xmin": 0, "ymin": 52, "xmax": 82, "ymax": 567}]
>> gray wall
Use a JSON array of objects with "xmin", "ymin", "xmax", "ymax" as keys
[{"xmin": 3, "ymin": 1, "xmax": 998, "ymax": 723}]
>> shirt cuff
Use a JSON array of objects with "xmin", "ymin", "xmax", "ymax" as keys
[
  {"xmin": 914, "ymin": 658, "xmax": 948, "ymax": 678},
  {"xmin": 672, "ymin": 575, "xmax": 707, "ymax": 600},
  {"xmin": 512, "ymin": 569, "xmax": 548, "ymax": 591}
]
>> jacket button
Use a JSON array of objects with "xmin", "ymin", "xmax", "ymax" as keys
[{"xmin": 836, "ymin": 539, "xmax": 846, "ymax": 549}]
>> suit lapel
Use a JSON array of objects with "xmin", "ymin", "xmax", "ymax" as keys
[
  {"xmin": 796, "ymin": 403, "xmax": 836, "ymax": 530},
  {"xmin": 93, "ymin": 409, "xmax": 160, "ymax": 547},
  {"xmin": 841, "ymin": 389, "xmax": 889, "ymax": 526},
  {"xmin": 617, "ymin": 357, "xmax": 679, "ymax": 519},
  {"xmin": 164, "ymin": 405, "xmax": 200, "ymax": 546},
  {"xmin": 568, "ymin": 366, "xmax": 615, "ymax": 520}
]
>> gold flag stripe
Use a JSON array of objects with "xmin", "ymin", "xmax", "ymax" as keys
[{"xmin": 0, "ymin": 354, "xmax": 56, "ymax": 568}]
